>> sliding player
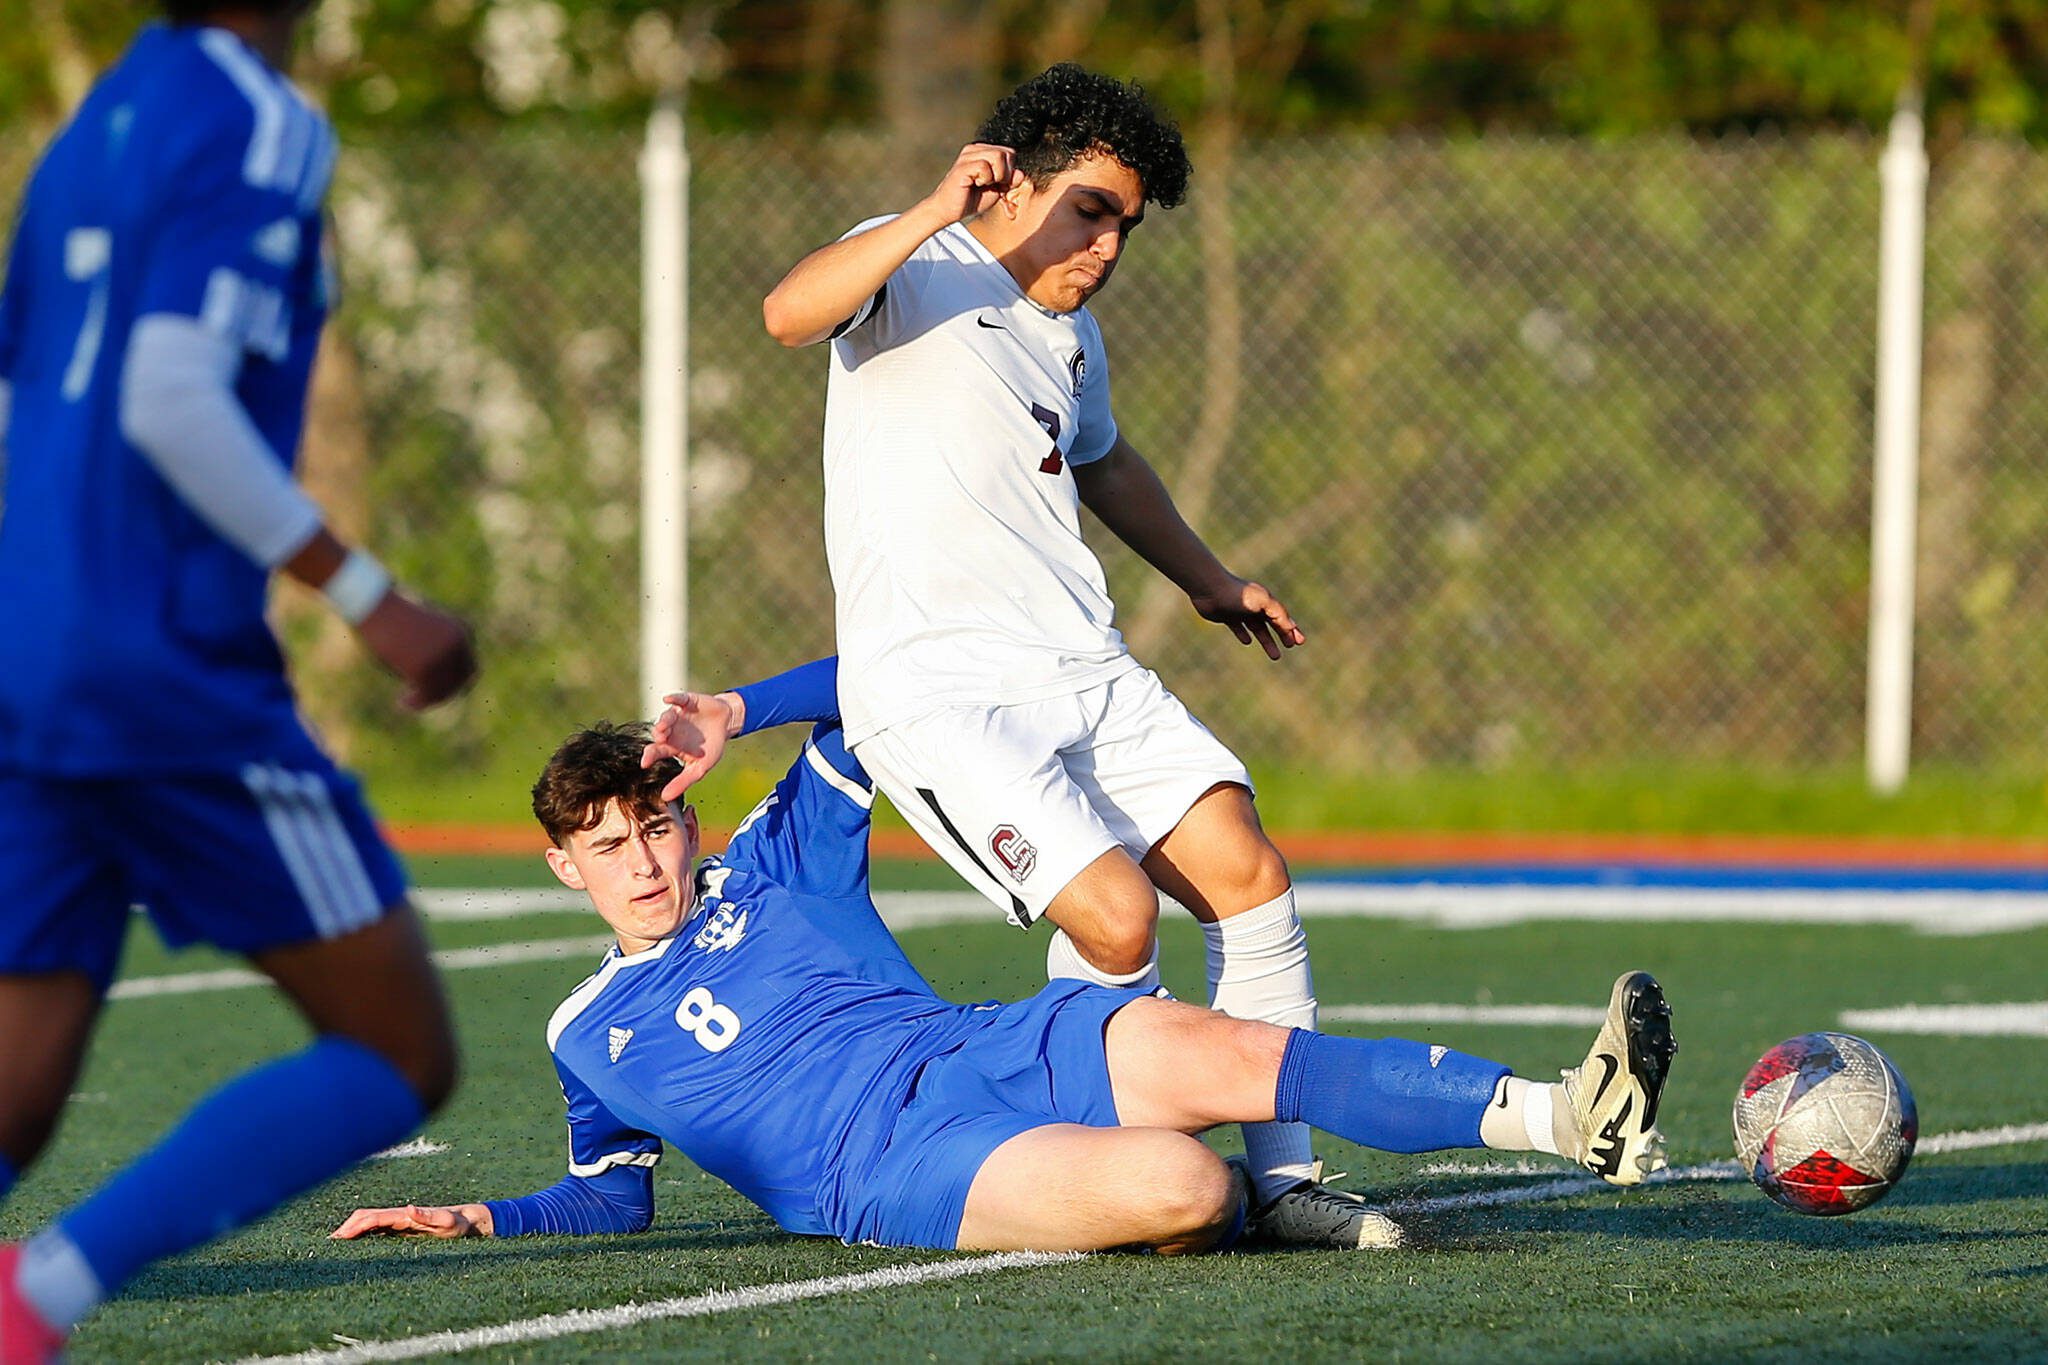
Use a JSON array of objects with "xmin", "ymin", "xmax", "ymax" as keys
[
  {"xmin": 762, "ymin": 62, "xmax": 1359, "ymax": 1244},
  {"xmin": 333, "ymin": 664, "xmax": 1675, "ymax": 1255},
  {"xmin": 0, "ymin": 3, "xmax": 473, "ymax": 1357}
]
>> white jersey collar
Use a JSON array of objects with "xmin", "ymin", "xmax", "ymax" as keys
[{"xmin": 948, "ymin": 223, "xmax": 1065, "ymax": 320}]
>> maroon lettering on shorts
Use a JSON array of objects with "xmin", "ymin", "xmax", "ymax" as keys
[{"xmin": 988, "ymin": 825, "xmax": 1037, "ymax": 884}]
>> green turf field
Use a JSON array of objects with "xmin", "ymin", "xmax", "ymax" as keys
[
  {"xmin": 6, "ymin": 855, "xmax": 2045, "ymax": 1362},
  {"xmin": 367, "ymin": 758, "xmax": 2048, "ymax": 840}
]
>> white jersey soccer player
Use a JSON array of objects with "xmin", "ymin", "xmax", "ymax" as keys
[
  {"xmin": 761, "ymin": 65, "xmax": 1378, "ymax": 1249},
  {"xmin": 822, "ymin": 212, "xmax": 1129, "ymax": 747}
]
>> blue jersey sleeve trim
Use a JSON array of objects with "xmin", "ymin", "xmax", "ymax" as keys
[
  {"xmin": 803, "ymin": 724, "xmax": 873, "ymax": 800},
  {"xmin": 734, "ymin": 656, "xmax": 838, "ymax": 735},
  {"xmin": 481, "ymin": 1164, "xmax": 654, "ymax": 1237}
]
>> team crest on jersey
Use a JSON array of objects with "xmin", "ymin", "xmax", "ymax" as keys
[
  {"xmin": 692, "ymin": 902, "xmax": 750, "ymax": 953},
  {"xmin": 989, "ymin": 825, "xmax": 1037, "ymax": 884},
  {"xmin": 1068, "ymin": 347, "xmax": 1088, "ymax": 397}
]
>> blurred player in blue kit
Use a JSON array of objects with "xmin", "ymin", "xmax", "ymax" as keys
[
  {"xmin": 0, "ymin": 2, "xmax": 474, "ymax": 1358},
  {"xmin": 333, "ymin": 660, "xmax": 1675, "ymax": 1255}
]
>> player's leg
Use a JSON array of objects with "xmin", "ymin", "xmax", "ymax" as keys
[
  {"xmin": 0, "ymin": 773, "xmax": 133, "ymax": 1196},
  {"xmin": 854, "ymin": 700, "xmax": 1165, "ymax": 985},
  {"xmin": 1040, "ymin": 848, "xmax": 1164, "ymax": 981},
  {"xmin": 1069, "ymin": 669, "xmax": 1322, "ymax": 1216},
  {"xmin": 5, "ymin": 767, "xmax": 455, "ymax": 1343},
  {"xmin": 955, "ymin": 1124, "xmax": 1241, "ymax": 1255},
  {"xmin": 0, "ymin": 976, "xmax": 103, "ymax": 1189},
  {"xmin": 1144, "ymin": 784, "xmax": 1346, "ymax": 1230},
  {"xmin": 1103, "ymin": 986, "xmax": 1674, "ymax": 1180},
  {"xmin": 252, "ymin": 905, "xmax": 457, "ymax": 1103}
]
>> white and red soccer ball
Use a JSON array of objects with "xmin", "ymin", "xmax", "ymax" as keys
[{"xmin": 1733, "ymin": 1032, "xmax": 1917, "ymax": 1216}]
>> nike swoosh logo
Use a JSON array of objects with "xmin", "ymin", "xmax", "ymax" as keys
[
  {"xmin": 1590, "ymin": 1053, "xmax": 1620, "ymax": 1107},
  {"xmin": 976, "ymin": 315, "xmax": 1006, "ymax": 330}
]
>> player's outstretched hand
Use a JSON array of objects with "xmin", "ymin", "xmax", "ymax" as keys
[
  {"xmin": 330, "ymin": 1203, "xmax": 490, "ymax": 1239},
  {"xmin": 1191, "ymin": 576, "xmax": 1306, "ymax": 661},
  {"xmin": 642, "ymin": 690, "xmax": 740, "ymax": 802},
  {"xmin": 356, "ymin": 592, "xmax": 478, "ymax": 710},
  {"xmin": 920, "ymin": 143, "xmax": 1018, "ymax": 225}
]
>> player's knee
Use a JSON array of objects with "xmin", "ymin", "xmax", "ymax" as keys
[
  {"xmin": 1148, "ymin": 1143, "xmax": 1239, "ymax": 1256},
  {"xmin": 1072, "ymin": 917, "xmax": 1157, "ymax": 977},
  {"xmin": 1241, "ymin": 834, "xmax": 1291, "ymax": 902},
  {"xmin": 1210, "ymin": 810, "xmax": 1291, "ymax": 906}
]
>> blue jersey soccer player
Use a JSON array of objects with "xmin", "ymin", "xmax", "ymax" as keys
[
  {"xmin": 333, "ymin": 661, "xmax": 1676, "ymax": 1255},
  {"xmin": 0, "ymin": 3, "xmax": 474, "ymax": 1358}
]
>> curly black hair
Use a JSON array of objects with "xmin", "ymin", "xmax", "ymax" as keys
[{"xmin": 976, "ymin": 64, "xmax": 1190, "ymax": 210}]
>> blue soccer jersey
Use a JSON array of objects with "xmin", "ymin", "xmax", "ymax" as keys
[
  {"xmin": 0, "ymin": 23, "xmax": 336, "ymax": 774},
  {"xmin": 539, "ymin": 724, "xmax": 987, "ymax": 1238}
]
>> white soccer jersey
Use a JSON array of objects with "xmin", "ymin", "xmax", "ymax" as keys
[{"xmin": 822, "ymin": 216, "xmax": 1139, "ymax": 745}]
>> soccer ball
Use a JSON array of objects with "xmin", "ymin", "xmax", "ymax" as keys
[{"xmin": 1732, "ymin": 1032, "xmax": 1917, "ymax": 1215}]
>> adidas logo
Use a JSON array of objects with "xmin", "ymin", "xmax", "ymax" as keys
[
  {"xmin": 608, "ymin": 1026, "xmax": 633, "ymax": 1063},
  {"xmin": 1428, "ymin": 1044, "xmax": 1448, "ymax": 1068}
]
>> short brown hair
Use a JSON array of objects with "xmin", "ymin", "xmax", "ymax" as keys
[{"xmin": 531, "ymin": 721, "xmax": 682, "ymax": 847}]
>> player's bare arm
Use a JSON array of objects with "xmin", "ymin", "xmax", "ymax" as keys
[
  {"xmin": 330, "ymin": 1202, "xmax": 495, "ymax": 1240},
  {"xmin": 1074, "ymin": 436, "xmax": 1305, "ymax": 659},
  {"xmin": 762, "ymin": 143, "xmax": 1018, "ymax": 347},
  {"xmin": 282, "ymin": 527, "xmax": 478, "ymax": 710}
]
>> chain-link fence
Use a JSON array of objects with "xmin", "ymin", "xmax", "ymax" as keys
[{"xmin": 3, "ymin": 130, "xmax": 2045, "ymax": 793}]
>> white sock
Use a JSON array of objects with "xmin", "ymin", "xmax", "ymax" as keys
[
  {"xmin": 1479, "ymin": 1075, "xmax": 1563, "ymax": 1156},
  {"xmin": 1044, "ymin": 926, "xmax": 1161, "ymax": 993},
  {"xmin": 18, "ymin": 1228, "xmax": 102, "ymax": 1332},
  {"xmin": 1203, "ymin": 888, "xmax": 1317, "ymax": 1203}
]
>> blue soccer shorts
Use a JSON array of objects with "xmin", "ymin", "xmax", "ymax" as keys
[
  {"xmin": 0, "ymin": 759, "xmax": 407, "ymax": 990},
  {"xmin": 836, "ymin": 978, "xmax": 1150, "ymax": 1249}
]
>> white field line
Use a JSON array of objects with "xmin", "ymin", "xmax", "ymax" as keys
[
  {"xmin": 1397, "ymin": 1120, "xmax": 2048, "ymax": 1210},
  {"xmin": 1918, "ymin": 1121, "xmax": 2048, "ymax": 1154},
  {"xmin": 413, "ymin": 889, "xmax": 585, "ymax": 920},
  {"xmin": 1841, "ymin": 1001, "xmax": 2048, "ymax": 1038},
  {"xmin": 1287, "ymin": 884, "xmax": 2048, "ymax": 937},
  {"xmin": 369, "ymin": 1139, "xmax": 450, "ymax": 1161},
  {"xmin": 111, "ymin": 936, "xmax": 2048, "ymax": 1047},
  {"xmin": 1416, "ymin": 1158, "xmax": 1564, "ymax": 1176},
  {"xmin": 108, "ymin": 937, "xmax": 610, "ymax": 1001},
  {"xmin": 1323, "ymin": 1003, "xmax": 1603, "ymax": 1028},
  {"xmin": 224, "ymin": 1251, "xmax": 1082, "ymax": 1365},
  {"xmin": 414, "ymin": 885, "xmax": 2048, "ymax": 936},
  {"xmin": 1388, "ymin": 1158, "xmax": 1745, "ymax": 1213},
  {"xmin": 232, "ymin": 1120, "xmax": 2046, "ymax": 1365}
]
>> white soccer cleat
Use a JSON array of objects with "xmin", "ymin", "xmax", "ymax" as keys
[
  {"xmin": 1559, "ymin": 970, "xmax": 1677, "ymax": 1186},
  {"xmin": 1237, "ymin": 1158, "xmax": 1406, "ymax": 1250}
]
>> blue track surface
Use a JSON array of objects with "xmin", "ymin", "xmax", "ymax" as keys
[{"xmin": 1303, "ymin": 863, "xmax": 2048, "ymax": 893}]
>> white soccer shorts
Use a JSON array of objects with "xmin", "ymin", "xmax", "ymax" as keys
[{"xmin": 852, "ymin": 666, "xmax": 1254, "ymax": 927}]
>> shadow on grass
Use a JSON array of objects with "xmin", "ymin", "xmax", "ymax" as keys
[
  {"xmin": 1381, "ymin": 1160, "xmax": 2048, "ymax": 1251},
  {"xmin": 122, "ymin": 1217, "xmax": 789, "ymax": 1301}
]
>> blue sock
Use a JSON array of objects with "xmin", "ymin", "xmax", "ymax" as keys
[
  {"xmin": 1273, "ymin": 1030, "xmax": 1510, "ymax": 1154},
  {"xmin": 56, "ymin": 1037, "xmax": 423, "ymax": 1303},
  {"xmin": 0, "ymin": 1152, "xmax": 16, "ymax": 1202}
]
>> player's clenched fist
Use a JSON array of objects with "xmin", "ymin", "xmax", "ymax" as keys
[{"xmin": 921, "ymin": 143, "xmax": 1018, "ymax": 224}]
